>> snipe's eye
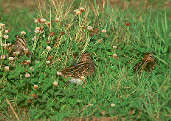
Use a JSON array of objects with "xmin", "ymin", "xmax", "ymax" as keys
[
  {"xmin": 15, "ymin": 35, "xmax": 19, "ymax": 38},
  {"xmin": 149, "ymin": 55, "xmax": 153, "ymax": 58}
]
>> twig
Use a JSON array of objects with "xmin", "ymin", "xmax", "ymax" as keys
[{"xmin": 6, "ymin": 98, "xmax": 20, "ymax": 121}]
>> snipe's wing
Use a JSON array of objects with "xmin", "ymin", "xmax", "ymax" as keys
[{"xmin": 61, "ymin": 61, "xmax": 95, "ymax": 78}]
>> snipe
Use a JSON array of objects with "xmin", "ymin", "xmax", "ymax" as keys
[
  {"xmin": 8, "ymin": 35, "xmax": 30, "ymax": 56},
  {"xmin": 57, "ymin": 52, "xmax": 95, "ymax": 84},
  {"xmin": 133, "ymin": 53, "xmax": 156, "ymax": 74}
]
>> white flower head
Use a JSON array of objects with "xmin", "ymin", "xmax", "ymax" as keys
[
  {"xmin": 101, "ymin": 29, "xmax": 107, "ymax": 33},
  {"xmin": 4, "ymin": 66, "xmax": 9, "ymax": 72},
  {"xmin": 3, "ymin": 35, "xmax": 9, "ymax": 39},
  {"xmin": 34, "ymin": 19, "xmax": 38, "ymax": 23},
  {"xmin": 87, "ymin": 26, "xmax": 93, "ymax": 31},
  {"xmin": 40, "ymin": 18, "xmax": 46, "ymax": 23},
  {"xmin": 32, "ymin": 36, "xmax": 37, "ymax": 41},
  {"xmin": 55, "ymin": 17, "xmax": 60, "ymax": 22},
  {"xmin": 30, "ymin": 67, "xmax": 34, "ymax": 71},
  {"xmin": 74, "ymin": 9, "xmax": 81, "ymax": 15},
  {"xmin": 113, "ymin": 46, "xmax": 117, "ymax": 49},
  {"xmin": 111, "ymin": 103, "xmax": 115, "ymax": 107},
  {"xmin": 21, "ymin": 31, "xmax": 26, "ymax": 35},
  {"xmin": 25, "ymin": 73, "xmax": 31, "ymax": 78},
  {"xmin": 35, "ymin": 27, "xmax": 40, "ymax": 33},
  {"xmin": 0, "ymin": 55, "xmax": 6, "ymax": 60},
  {"xmin": 53, "ymin": 81, "xmax": 58, "ymax": 87},
  {"xmin": 113, "ymin": 53, "xmax": 118, "ymax": 59},
  {"xmin": 46, "ymin": 60, "xmax": 50, "ymax": 64},
  {"xmin": 57, "ymin": 71, "xmax": 62, "ymax": 76},
  {"xmin": 80, "ymin": 7, "xmax": 85, "ymax": 12},
  {"xmin": 34, "ymin": 85, "xmax": 38, "ymax": 89},
  {"xmin": 9, "ymin": 57, "xmax": 14, "ymax": 61},
  {"xmin": 0, "ymin": 23, "xmax": 5, "ymax": 29},
  {"xmin": 89, "ymin": 104, "xmax": 93, "ymax": 106},
  {"xmin": 24, "ymin": 48, "xmax": 29, "ymax": 54},
  {"xmin": 46, "ymin": 46, "xmax": 51, "ymax": 51},
  {"xmin": 5, "ymin": 30, "xmax": 9, "ymax": 33}
]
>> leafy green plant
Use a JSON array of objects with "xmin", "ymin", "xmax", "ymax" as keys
[{"xmin": 0, "ymin": 0, "xmax": 170, "ymax": 121}]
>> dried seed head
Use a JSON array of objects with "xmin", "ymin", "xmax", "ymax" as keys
[
  {"xmin": 30, "ymin": 67, "xmax": 34, "ymax": 71},
  {"xmin": 3, "ymin": 35, "xmax": 9, "ymax": 39},
  {"xmin": 101, "ymin": 111, "xmax": 106, "ymax": 116},
  {"xmin": 50, "ymin": 32, "xmax": 55, "ymax": 36},
  {"xmin": 47, "ymin": 55, "xmax": 53, "ymax": 61},
  {"xmin": 55, "ymin": 17, "xmax": 60, "ymax": 23},
  {"xmin": 87, "ymin": 26, "xmax": 93, "ymax": 31},
  {"xmin": 24, "ymin": 48, "xmax": 29, "ymax": 54},
  {"xmin": 80, "ymin": 76, "xmax": 85, "ymax": 80},
  {"xmin": 46, "ymin": 46, "xmax": 51, "ymax": 51},
  {"xmin": 9, "ymin": 57, "xmax": 14, "ymax": 61},
  {"xmin": 32, "ymin": 93, "xmax": 38, "ymax": 99},
  {"xmin": 111, "ymin": 103, "xmax": 115, "ymax": 107},
  {"xmin": 27, "ymin": 99, "xmax": 32, "ymax": 104},
  {"xmin": 34, "ymin": 85, "xmax": 38, "ymax": 89},
  {"xmin": 34, "ymin": 19, "xmax": 38, "ymax": 23},
  {"xmin": 0, "ymin": 55, "xmax": 6, "ymax": 60},
  {"xmin": 4, "ymin": 66, "xmax": 9, "ymax": 72},
  {"xmin": 5, "ymin": 30, "xmax": 9, "ymax": 33},
  {"xmin": 46, "ymin": 60, "xmax": 50, "ymax": 64},
  {"xmin": 0, "ymin": 23, "xmax": 5, "ymax": 29},
  {"xmin": 76, "ymin": 10, "xmax": 81, "ymax": 15},
  {"xmin": 113, "ymin": 46, "xmax": 117, "ymax": 49},
  {"xmin": 39, "ymin": 26, "xmax": 44, "ymax": 33},
  {"xmin": 101, "ymin": 29, "xmax": 107, "ymax": 33},
  {"xmin": 98, "ymin": 39, "xmax": 102, "ymax": 43},
  {"xmin": 113, "ymin": 53, "xmax": 118, "ymax": 59},
  {"xmin": 125, "ymin": 22, "xmax": 131, "ymax": 26},
  {"xmin": 32, "ymin": 36, "xmax": 37, "ymax": 41},
  {"xmin": 40, "ymin": 18, "xmax": 46, "ymax": 23},
  {"xmin": 46, "ymin": 22, "xmax": 51, "ymax": 27},
  {"xmin": 53, "ymin": 81, "xmax": 58, "ymax": 87},
  {"xmin": 21, "ymin": 31, "xmax": 26, "ymax": 35},
  {"xmin": 129, "ymin": 110, "xmax": 135, "ymax": 115},
  {"xmin": 25, "ymin": 73, "xmax": 30, "ymax": 78},
  {"xmin": 26, "ymin": 60, "xmax": 31, "ymax": 64},
  {"xmin": 89, "ymin": 104, "xmax": 93, "ymax": 106},
  {"xmin": 80, "ymin": 7, "xmax": 85, "ymax": 12},
  {"xmin": 74, "ymin": 9, "xmax": 81, "ymax": 15},
  {"xmin": 13, "ymin": 51, "xmax": 20, "ymax": 56},
  {"xmin": 35, "ymin": 27, "xmax": 40, "ymax": 33},
  {"xmin": 57, "ymin": 71, "xmax": 62, "ymax": 76}
]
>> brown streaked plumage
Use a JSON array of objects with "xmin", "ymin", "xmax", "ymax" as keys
[
  {"xmin": 15, "ymin": 35, "xmax": 27, "ymax": 51},
  {"xmin": 133, "ymin": 53, "xmax": 156, "ymax": 73},
  {"xmin": 8, "ymin": 35, "xmax": 30, "ymax": 56},
  {"xmin": 79, "ymin": 53, "xmax": 92, "ymax": 63},
  {"xmin": 60, "ymin": 52, "xmax": 95, "ymax": 79}
]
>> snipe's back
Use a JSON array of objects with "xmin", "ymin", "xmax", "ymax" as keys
[{"xmin": 60, "ymin": 53, "xmax": 95, "ymax": 78}]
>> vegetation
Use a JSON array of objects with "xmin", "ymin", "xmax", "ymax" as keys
[{"xmin": 0, "ymin": 0, "xmax": 170, "ymax": 120}]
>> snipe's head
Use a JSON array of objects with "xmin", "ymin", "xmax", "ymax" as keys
[
  {"xmin": 143, "ymin": 53, "xmax": 155, "ymax": 63},
  {"xmin": 79, "ymin": 52, "xmax": 92, "ymax": 62}
]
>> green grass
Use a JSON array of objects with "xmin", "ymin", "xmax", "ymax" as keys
[
  {"xmin": 0, "ymin": 0, "xmax": 171, "ymax": 121},
  {"xmin": 0, "ymin": 0, "xmax": 37, "ymax": 35}
]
